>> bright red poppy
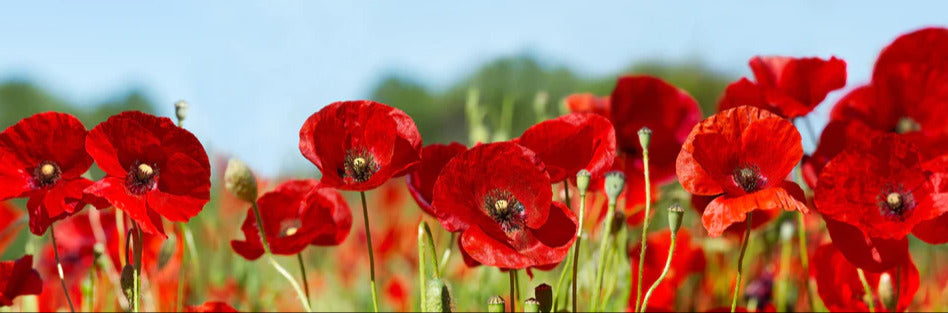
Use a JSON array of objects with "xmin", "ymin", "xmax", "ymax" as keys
[
  {"xmin": 0, "ymin": 255, "xmax": 43, "ymax": 307},
  {"xmin": 514, "ymin": 113, "xmax": 616, "ymax": 182},
  {"xmin": 299, "ymin": 100, "xmax": 423, "ymax": 191},
  {"xmin": 430, "ymin": 142, "xmax": 577, "ymax": 269},
  {"xmin": 565, "ymin": 93, "xmax": 611, "ymax": 117},
  {"xmin": 231, "ymin": 179, "xmax": 351, "ymax": 260},
  {"xmin": 627, "ymin": 229, "xmax": 706, "ymax": 312},
  {"xmin": 185, "ymin": 301, "xmax": 239, "ymax": 312},
  {"xmin": 84, "ymin": 111, "xmax": 211, "ymax": 237},
  {"xmin": 718, "ymin": 56, "xmax": 847, "ymax": 119},
  {"xmin": 677, "ymin": 106, "xmax": 808, "ymax": 237},
  {"xmin": 0, "ymin": 112, "xmax": 105, "ymax": 235},
  {"xmin": 407, "ymin": 142, "xmax": 468, "ymax": 217},
  {"xmin": 811, "ymin": 243, "xmax": 918, "ymax": 312}
]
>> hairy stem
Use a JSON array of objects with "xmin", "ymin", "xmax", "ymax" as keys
[
  {"xmin": 730, "ymin": 214, "xmax": 754, "ymax": 313},
  {"xmin": 50, "ymin": 224, "xmax": 76, "ymax": 313}
]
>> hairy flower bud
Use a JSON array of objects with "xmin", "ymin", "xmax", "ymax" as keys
[
  {"xmin": 120, "ymin": 264, "xmax": 135, "ymax": 302},
  {"xmin": 878, "ymin": 273, "xmax": 895, "ymax": 310},
  {"xmin": 426, "ymin": 278, "xmax": 452, "ymax": 312},
  {"xmin": 225, "ymin": 158, "xmax": 258, "ymax": 203},
  {"xmin": 534, "ymin": 284, "xmax": 552, "ymax": 313}
]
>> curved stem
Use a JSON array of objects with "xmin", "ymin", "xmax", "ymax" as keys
[
  {"xmin": 730, "ymin": 214, "xmax": 754, "ymax": 313},
  {"xmin": 360, "ymin": 191, "xmax": 380, "ymax": 312},
  {"xmin": 298, "ymin": 253, "xmax": 312, "ymax": 307},
  {"xmin": 592, "ymin": 202, "xmax": 617, "ymax": 312},
  {"xmin": 251, "ymin": 202, "xmax": 313, "ymax": 312},
  {"xmin": 641, "ymin": 234, "xmax": 677, "ymax": 311},
  {"xmin": 571, "ymin": 192, "xmax": 587, "ymax": 313},
  {"xmin": 634, "ymin": 148, "xmax": 652, "ymax": 313},
  {"xmin": 857, "ymin": 268, "xmax": 876, "ymax": 313},
  {"xmin": 50, "ymin": 224, "xmax": 76, "ymax": 313}
]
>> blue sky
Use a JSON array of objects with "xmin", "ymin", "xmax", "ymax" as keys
[{"xmin": 1, "ymin": 1, "xmax": 945, "ymax": 176}]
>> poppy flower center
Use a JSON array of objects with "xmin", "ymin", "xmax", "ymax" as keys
[
  {"xmin": 483, "ymin": 189, "xmax": 526, "ymax": 233},
  {"xmin": 32, "ymin": 161, "xmax": 62, "ymax": 188},
  {"xmin": 732, "ymin": 164, "xmax": 765, "ymax": 193},
  {"xmin": 279, "ymin": 219, "xmax": 302, "ymax": 237},
  {"xmin": 341, "ymin": 148, "xmax": 380, "ymax": 183},
  {"xmin": 126, "ymin": 163, "xmax": 159, "ymax": 195},
  {"xmin": 895, "ymin": 116, "xmax": 921, "ymax": 134},
  {"xmin": 876, "ymin": 187, "xmax": 915, "ymax": 222}
]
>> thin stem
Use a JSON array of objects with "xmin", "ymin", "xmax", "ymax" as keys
[
  {"xmin": 50, "ymin": 224, "xmax": 77, "ymax": 313},
  {"xmin": 250, "ymin": 202, "xmax": 313, "ymax": 312},
  {"xmin": 857, "ymin": 269, "xmax": 876, "ymax": 313},
  {"xmin": 509, "ymin": 270, "xmax": 518, "ymax": 313},
  {"xmin": 83, "ymin": 259, "xmax": 97, "ymax": 312},
  {"xmin": 592, "ymin": 202, "xmax": 617, "ymax": 312},
  {"xmin": 563, "ymin": 181, "xmax": 571, "ymax": 209},
  {"xmin": 176, "ymin": 222, "xmax": 188, "ymax": 312},
  {"xmin": 641, "ymin": 234, "xmax": 678, "ymax": 311},
  {"xmin": 796, "ymin": 212, "xmax": 815, "ymax": 311},
  {"xmin": 776, "ymin": 225, "xmax": 792, "ymax": 313},
  {"xmin": 730, "ymin": 214, "xmax": 754, "ymax": 313},
  {"xmin": 553, "ymin": 244, "xmax": 574, "ymax": 312},
  {"xmin": 571, "ymin": 192, "xmax": 588, "ymax": 313},
  {"xmin": 634, "ymin": 147, "xmax": 653, "ymax": 313},
  {"xmin": 133, "ymin": 226, "xmax": 143, "ymax": 313},
  {"xmin": 298, "ymin": 253, "xmax": 312, "ymax": 307},
  {"xmin": 438, "ymin": 232, "xmax": 455, "ymax": 277},
  {"xmin": 360, "ymin": 191, "xmax": 380, "ymax": 312}
]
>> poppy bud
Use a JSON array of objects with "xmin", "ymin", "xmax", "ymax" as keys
[
  {"xmin": 667, "ymin": 203, "xmax": 685, "ymax": 235},
  {"xmin": 604, "ymin": 171, "xmax": 626, "ymax": 203},
  {"xmin": 576, "ymin": 170, "xmax": 591, "ymax": 195},
  {"xmin": 878, "ymin": 272, "xmax": 895, "ymax": 310},
  {"xmin": 225, "ymin": 158, "xmax": 258, "ymax": 203},
  {"xmin": 174, "ymin": 100, "xmax": 189, "ymax": 124},
  {"xmin": 120, "ymin": 264, "xmax": 135, "ymax": 302},
  {"xmin": 534, "ymin": 284, "xmax": 552, "ymax": 313},
  {"xmin": 488, "ymin": 295, "xmax": 506, "ymax": 313},
  {"xmin": 638, "ymin": 127, "xmax": 652, "ymax": 150},
  {"xmin": 523, "ymin": 298, "xmax": 541, "ymax": 313},
  {"xmin": 611, "ymin": 210, "xmax": 626, "ymax": 235},
  {"xmin": 426, "ymin": 278, "xmax": 452, "ymax": 312}
]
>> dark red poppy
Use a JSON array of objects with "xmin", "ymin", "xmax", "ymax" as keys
[
  {"xmin": 185, "ymin": 301, "xmax": 239, "ymax": 312},
  {"xmin": 677, "ymin": 106, "xmax": 808, "ymax": 237},
  {"xmin": 610, "ymin": 76, "xmax": 703, "ymax": 215},
  {"xmin": 810, "ymin": 243, "xmax": 918, "ymax": 312},
  {"xmin": 430, "ymin": 142, "xmax": 577, "ymax": 269},
  {"xmin": 564, "ymin": 93, "xmax": 610, "ymax": 117},
  {"xmin": 514, "ymin": 113, "xmax": 616, "ymax": 182},
  {"xmin": 690, "ymin": 194, "xmax": 780, "ymax": 238},
  {"xmin": 0, "ymin": 255, "xmax": 43, "ymax": 307},
  {"xmin": 231, "ymin": 179, "xmax": 351, "ymax": 260},
  {"xmin": 627, "ymin": 229, "xmax": 706, "ymax": 312},
  {"xmin": 407, "ymin": 142, "xmax": 468, "ymax": 217},
  {"xmin": 84, "ymin": 111, "xmax": 211, "ymax": 237},
  {"xmin": 718, "ymin": 56, "xmax": 847, "ymax": 119},
  {"xmin": 0, "ymin": 202, "xmax": 24, "ymax": 253},
  {"xmin": 299, "ymin": 100, "xmax": 423, "ymax": 191},
  {"xmin": 0, "ymin": 112, "xmax": 105, "ymax": 235}
]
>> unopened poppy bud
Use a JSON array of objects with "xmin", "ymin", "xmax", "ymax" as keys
[
  {"xmin": 611, "ymin": 210, "xmax": 626, "ymax": 235},
  {"xmin": 426, "ymin": 278, "xmax": 452, "ymax": 312},
  {"xmin": 576, "ymin": 170, "xmax": 591, "ymax": 195},
  {"xmin": 667, "ymin": 203, "xmax": 685, "ymax": 235},
  {"xmin": 225, "ymin": 158, "xmax": 258, "ymax": 203},
  {"xmin": 488, "ymin": 295, "xmax": 506, "ymax": 313},
  {"xmin": 878, "ymin": 272, "xmax": 895, "ymax": 310},
  {"xmin": 174, "ymin": 100, "xmax": 189, "ymax": 124},
  {"xmin": 779, "ymin": 221, "xmax": 794, "ymax": 242},
  {"xmin": 638, "ymin": 127, "xmax": 652, "ymax": 150},
  {"xmin": 120, "ymin": 264, "xmax": 134, "ymax": 301},
  {"xmin": 534, "ymin": 283, "xmax": 552, "ymax": 313},
  {"xmin": 604, "ymin": 171, "xmax": 626, "ymax": 203},
  {"xmin": 523, "ymin": 298, "xmax": 541, "ymax": 313}
]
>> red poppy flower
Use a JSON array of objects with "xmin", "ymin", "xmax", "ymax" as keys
[
  {"xmin": 610, "ymin": 76, "xmax": 703, "ymax": 213},
  {"xmin": 564, "ymin": 93, "xmax": 610, "ymax": 117},
  {"xmin": 407, "ymin": 142, "xmax": 468, "ymax": 217},
  {"xmin": 627, "ymin": 229, "xmax": 706, "ymax": 312},
  {"xmin": 718, "ymin": 56, "xmax": 847, "ymax": 119},
  {"xmin": 811, "ymin": 243, "xmax": 918, "ymax": 312},
  {"xmin": 185, "ymin": 301, "xmax": 239, "ymax": 312},
  {"xmin": 231, "ymin": 179, "xmax": 351, "ymax": 260},
  {"xmin": 430, "ymin": 142, "xmax": 577, "ymax": 269},
  {"xmin": 0, "ymin": 255, "xmax": 43, "ymax": 307},
  {"xmin": 0, "ymin": 112, "xmax": 104, "ymax": 235},
  {"xmin": 299, "ymin": 100, "xmax": 423, "ymax": 191},
  {"xmin": 0, "ymin": 202, "xmax": 24, "ymax": 253},
  {"xmin": 514, "ymin": 113, "xmax": 616, "ymax": 182},
  {"xmin": 84, "ymin": 111, "xmax": 211, "ymax": 237},
  {"xmin": 677, "ymin": 106, "xmax": 808, "ymax": 237}
]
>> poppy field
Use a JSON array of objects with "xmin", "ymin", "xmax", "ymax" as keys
[{"xmin": 3, "ymin": 26, "xmax": 948, "ymax": 313}]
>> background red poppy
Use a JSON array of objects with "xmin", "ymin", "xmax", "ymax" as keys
[
  {"xmin": 718, "ymin": 56, "xmax": 846, "ymax": 119},
  {"xmin": 515, "ymin": 112, "xmax": 616, "ymax": 183}
]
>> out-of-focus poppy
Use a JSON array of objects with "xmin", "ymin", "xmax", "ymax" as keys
[
  {"xmin": 718, "ymin": 56, "xmax": 846, "ymax": 119},
  {"xmin": 627, "ymin": 229, "xmax": 706, "ymax": 311},
  {"xmin": 0, "ymin": 255, "xmax": 43, "ymax": 307},
  {"xmin": 185, "ymin": 301, "xmax": 239, "ymax": 312},
  {"xmin": 0, "ymin": 202, "xmax": 24, "ymax": 253},
  {"xmin": 407, "ymin": 143, "xmax": 468, "ymax": 218},
  {"xmin": 811, "ymin": 243, "xmax": 918, "ymax": 312},
  {"xmin": 514, "ymin": 113, "xmax": 616, "ymax": 183},
  {"xmin": 565, "ymin": 93, "xmax": 610, "ymax": 117}
]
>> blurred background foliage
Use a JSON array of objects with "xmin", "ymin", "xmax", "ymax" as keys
[{"xmin": 0, "ymin": 80, "xmax": 156, "ymax": 129}]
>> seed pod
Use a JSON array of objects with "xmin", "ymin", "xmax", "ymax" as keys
[
  {"xmin": 488, "ymin": 295, "xmax": 506, "ymax": 313},
  {"xmin": 638, "ymin": 127, "xmax": 652, "ymax": 150},
  {"xmin": 523, "ymin": 298, "xmax": 541, "ymax": 313},
  {"xmin": 174, "ymin": 100, "xmax": 189, "ymax": 124},
  {"xmin": 604, "ymin": 171, "xmax": 626, "ymax": 203},
  {"xmin": 576, "ymin": 170, "xmax": 592, "ymax": 195},
  {"xmin": 668, "ymin": 203, "xmax": 685, "ymax": 235}
]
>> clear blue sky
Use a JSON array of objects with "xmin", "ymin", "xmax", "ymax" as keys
[{"xmin": 1, "ymin": 1, "xmax": 945, "ymax": 176}]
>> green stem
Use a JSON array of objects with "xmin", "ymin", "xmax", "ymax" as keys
[
  {"xmin": 553, "ymin": 245, "xmax": 573, "ymax": 312},
  {"xmin": 360, "ymin": 191, "xmax": 381, "ymax": 312},
  {"xmin": 857, "ymin": 268, "xmax": 876, "ymax": 313},
  {"xmin": 50, "ymin": 224, "xmax": 77, "ymax": 313},
  {"xmin": 418, "ymin": 224, "xmax": 428, "ymax": 312},
  {"xmin": 796, "ymin": 212, "xmax": 815, "ymax": 311},
  {"xmin": 298, "ymin": 253, "xmax": 312, "ymax": 307},
  {"xmin": 730, "ymin": 214, "xmax": 754, "ymax": 313},
  {"xmin": 438, "ymin": 232, "xmax": 455, "ymax": 277},
  {"xmin": 641, "ymin": 233, "xmax": 677, "ymax": 311},
  {"xmin": 634, "ymin": 148, "xmax": 652, "ymax": 313},
  {"xmin": 176, "ymin": 222, "xmax": 188, "ymax": 312},
  {"xmin": 571, "ymin": 192, "xmax": 588, "ymax": 313},
  {"xmin": 776, "ymin": 225, "xmax": 792, "ymax": 313},
  {"xmin": 509, "ymin": 270, "xmax": 518, "ymax": 313},
  {"xmin": 133, "ymin": 226, "xmax": 143, "ymax": 313},
  {"xmin": 83, "ymin": 260, "xmax": 96, "ymax": 312},
  {"xmin": 592, "ymin": 201, "xmax": 617, "ymax": 312},
  {"xmin": 251, "ymin": 202, "xmax": 313, "ymax": 312}
]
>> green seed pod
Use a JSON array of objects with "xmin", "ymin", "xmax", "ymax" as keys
[
  {"xmin": 638, "ymin": 127, "xmax": 652, "ymax": 150},
  {"xmin": 488, "ymin": 295, "xmax": 506, "ymax": 313},
  {"xmin": 224, "ymin": 158, "xmax": 258, "ymax": 203},
  {"xmin": 604, "ymin": 171, "xmax": 626, "ymax": 203},
  {"xmin": 668, "ymin": 203, "xmax": 685, "ymax": 235},
  {"xmin": 174, "ymin": 100, "xmax": 189, "ymax": 125},
  {"xmin": 426, "ymin": 278, "xmax": 452, "ymax": 312},
  {"xmin": 576, "ymin": 170, "xmax": 592, "ymax": 195},
  {"xmin": 523, "ymin": 298, "xmax": 541, "ymax": 313}
]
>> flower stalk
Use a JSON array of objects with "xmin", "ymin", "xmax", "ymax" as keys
[
  {"xmin": 634, "ymin": 127, "xmax": 653, "ymax": 313},
  {"xmin": 640, "ymin": 204, "xmax": 685, "ymax": 312},
  {"xmin": 49, "ymin": 223, "xmax": 77, "ymax": 313},
  {"xmin": 593, "ymin": 171, "xmax": 625, "ymax": 312},
  {"xmin": 730, "ymin": 214, "xmax": 755, "ymax": 313},
  {"xmin": 857, "ymin": 268, "xmax": 876, "ymax": 313},
  {"xmin": 360, "ymin": 191, "xmax": 381, "ymax": 312},
  {"xmin": 571, "ymin": 170, "xmax": 591, "ymax": 312}
]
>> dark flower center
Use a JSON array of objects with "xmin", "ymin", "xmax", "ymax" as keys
[
  {"xmin": 483, "ymin": 189, "xmax": 526, "ymax": 233},
  {"xmin": 126, "ymin": 163, "xmax": 159, "ymax": 195},
  {"xmin": 895, "ymin": 116, "xmax": 921, "ymax": 134},
  {"xmin": 279, "ymin": 219, "xmax": 302, "ymax": 237},
  {"xmin": 732, "ymin": 164, "xmax": 765, "ymax": 193},
  {"xmin": 876, "ymin": 185, "xmax": 915, "ymax": 222},
  {"xmin": 340, "ymin": 148, "xmax": 380, "ymax": 183},
  {"xmin": 32, "ymin": 160, "xmax": 62, "ymax": 188}
]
